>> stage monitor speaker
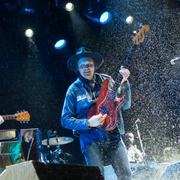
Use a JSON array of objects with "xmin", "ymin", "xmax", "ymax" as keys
[
  {"xmin": 160, "ymin": 162, "xmax": 180, "ymax": 180},
  {"xmin": 0, "ymin": 161, "xmax": 104, "ymax": 180}
]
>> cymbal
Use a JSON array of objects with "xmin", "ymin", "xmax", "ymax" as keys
[{"xmin": 42, "ymin": 137, "xmax": 73, "ymax": 146}]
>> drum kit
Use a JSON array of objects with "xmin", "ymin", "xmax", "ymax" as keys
[
  {"xmin": 0, "ymin": 128, "xmax": 74, "ymax": 170},
  {"xmin": 40, "ymin": 130, "xmax": 74, "ymax": 165}
]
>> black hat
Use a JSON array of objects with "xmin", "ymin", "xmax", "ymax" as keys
[{"xmin": 67, "ymin": 47, "xmax": 104, "ymax": 72}]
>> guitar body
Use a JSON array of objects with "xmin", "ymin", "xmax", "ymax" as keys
[{"xmin": 88, "ymin": 79, "xmax": 125, "ymax": 131}]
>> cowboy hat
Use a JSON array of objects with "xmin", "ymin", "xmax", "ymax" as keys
[{"xmin": 67, "ymin": 47, "xmax": 104, "ymax": 72}]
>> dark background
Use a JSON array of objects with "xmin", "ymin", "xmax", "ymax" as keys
[{"xmin": 0, "ymin": 0, "xmax": 179, "ymax": 164}]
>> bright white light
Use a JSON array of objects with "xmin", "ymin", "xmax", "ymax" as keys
[
  {"xmin": 25, "ymin": 29, "xmax": 34, "ymax": 38},
  {"xmin": 54, "ymin": 39, "xmax": 67, "ymax": 49},
  {"xmin": 65, "ymin": 2, "xmax": 74, "ymax": 12},
  {"xmin": 126, "ymin": 16, "xmax": 133, "ymax": 24},
  {"xmin": 100, "ymin": 11, "xmax": 112, "ymax": 24}
]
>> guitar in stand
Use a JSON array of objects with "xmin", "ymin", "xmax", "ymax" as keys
[{"xmin": 88, "ymin": 24, "xmax": 150, "ymax": 131}]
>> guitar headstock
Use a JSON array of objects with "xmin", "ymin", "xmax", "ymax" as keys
[
  {"xmin": 15, "ymin": 111, "xmax": 30, "ymax": 122},
  {"xmin": 132, "ymin": 24, "xmax": 150, "ymax": 45}
]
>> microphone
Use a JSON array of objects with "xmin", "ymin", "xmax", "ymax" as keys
[{"xmin": 170, "ymin": 57, "xmax": 180, "ymax": 65}]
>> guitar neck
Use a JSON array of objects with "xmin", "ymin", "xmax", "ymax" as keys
[
  {"xmin": 122, "ymin": 24, "xmax": 150, "ymax": 68},
  {"xmin": 2, "ymin": 114, "xmax": 16, "ymax": 121},
  {"xmin": 122, "ymin": 44, "xmax": 136, "ymax": 68}
]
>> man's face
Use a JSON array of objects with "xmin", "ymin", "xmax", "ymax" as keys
[
  {"xmin": 126, "ymin": 133, "xmax": 134, "ymax": 144},
  {"xmin": 78, "ymin": 57, "xmax": 95, "ymax": 80},
  {"xmin": 128, "ymin": 136, "xmax": 134, "ymax": 144}
]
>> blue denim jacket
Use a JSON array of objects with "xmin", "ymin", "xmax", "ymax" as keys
[{"xmin": 61, "ymin": 73, "xmax": 131, "ymax": 137}]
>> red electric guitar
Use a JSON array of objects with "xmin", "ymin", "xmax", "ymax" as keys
[{"xmin": 88, "ymin": 25, "xmax": 150, "ymax": 131}]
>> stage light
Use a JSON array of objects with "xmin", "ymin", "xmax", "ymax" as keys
[
  {"xmin": 21, "ymin": 8, "xmax": 35, "ymax": 15},
  {"xmin": 65, "ymin": 2, "xmax": 74, "ymax": 12},
  {"xmin": 83, "ymin": 1, "xmax": 112, "ymax": 25},
  {"xmin": 99, "ymin": 11, "xmax": 112, "ymax": 24},
  {"xmin": 54, "ymin": 39, "xmax": 67, "ymax": 49},
  {"xmin": 25, "ymin": 29, "xmax": 34, "ymax": 38},
  {"xmin": 126, "ymin": 16, "xmax": 133, "ymax": 24}
]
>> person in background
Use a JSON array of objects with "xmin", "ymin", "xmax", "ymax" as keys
[{"xmin": 125, "ymin": 132, "xmax": 144, "ymax": 163}]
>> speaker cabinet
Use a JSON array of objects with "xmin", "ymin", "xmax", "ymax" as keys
[{"xmin": 0, "ymin": 161, "xmax": 104, "ymax": 180}]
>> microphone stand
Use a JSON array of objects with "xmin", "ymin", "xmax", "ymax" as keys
[
  {"xmin": 47, "ymin": 130, "xmax": 51, "ymax": 150},
  {"xmin": 46, "ymin": 130, "xmax": 52, "ymax": 163},
  {"xmin": 135, "ymin": 119, "xmax": 147, "ymax": 164},
  {"xmin": 170, "ymin": 56, "xmax": 180, "ymax": 65},
  {"xmin": 54, "ymin": 131, "xmax": 62, "ymax": 156}
]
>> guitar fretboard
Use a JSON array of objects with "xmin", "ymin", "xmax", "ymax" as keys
[{"xmin": 2, "ymin": 115, "xmax": 16, "ymax": 120}]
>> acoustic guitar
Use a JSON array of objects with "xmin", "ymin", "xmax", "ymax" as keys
[
  {"xmin": 1, "ymin": 111, "xmax": 30, "ymax": 123},
  {"xmin": 88, "ymin": 25, "xmax": 150, "ymax": 131}
]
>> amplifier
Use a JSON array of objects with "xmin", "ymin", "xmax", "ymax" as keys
[{"xmin": 0, "ymin": 129, "xmax": 19, "ymax": 141}]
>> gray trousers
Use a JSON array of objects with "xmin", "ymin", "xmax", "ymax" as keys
[{"xmin": 82, "ymin": 138, "xmax": 132, "ymax": 180}]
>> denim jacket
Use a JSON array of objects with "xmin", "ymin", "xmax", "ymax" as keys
[{"xmin": 61, "ymin": 73, "xmax": 131, "ymax": 136}]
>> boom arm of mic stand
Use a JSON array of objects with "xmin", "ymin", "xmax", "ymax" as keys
[{"xmin": 135, "ymin": 123, "xmax": 145, "ymax": 155}]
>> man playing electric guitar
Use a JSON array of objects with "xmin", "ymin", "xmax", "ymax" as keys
[{"xmin": 61, "ymin": 47, "xmax": 132, "ymax": 180}]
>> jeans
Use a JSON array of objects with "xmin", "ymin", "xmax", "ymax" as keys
[{"xmin": 81, "ymin": 137, "xmax": 132, "ymax": 180}]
